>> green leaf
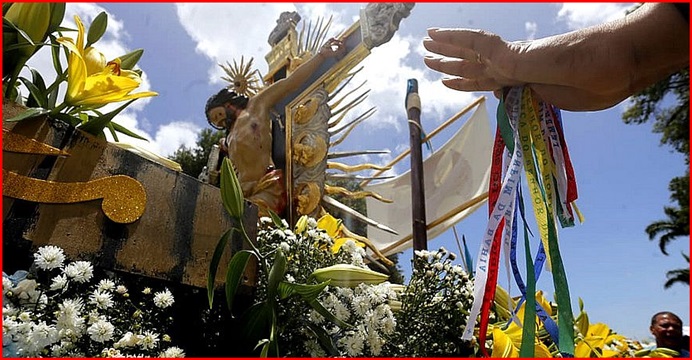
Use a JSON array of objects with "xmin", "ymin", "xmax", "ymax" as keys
[
  {"xmin": 240, "ymin": 302, "xmax": 274, "ymax": 351},
  {"xmin": 207, "ymin": 228, "xmax": 233, "ymax": 309},
  {"xmin": 307, "ymin": 298, "xmax": 352, "ymax": 329},
  {"xmin": 266, "ymin": 249, "xmax": 287, "ymax": 303},
  {"xmin": 110, "ymin": 121, "xmax": 148, "ymax": 141},
  {"xmin": 50, "ymin": 112, "xmax": 81, "ymax": 127},
  {"xmin": 106, "ymin": 123, "xmax": 119, "ymax": 142},
  {"xmin": 119, "ymin": 48, "xmax": 144, "ymax": 70},
  {"xmin": 220, "ymin": 157, "xmax": 245, "ymax": 219},
  {"xmin": 78, "ymin": 99, "xmax": 135, "ymax": 135},
  {"xmin": 18, "ymin": 76, "xmax": 46, "ymax": 108},
  {"xmin": 49, "ymin": 34, "xmax": 64, "ymax": 75},
  {"xmin": 85, "ymin": 11, "xmax": 108, "ymax": 48},
  {"xmin": 224, "ymin": 250, "xmax": 255, "ymax": 313},
  {"xmin": 267, "ymin": 209, "xmax": 285, "ymax": 230},
  {"xmin": 47, "ymin": 3, "xmax": 66, "ymax": 34},
  {"xmin": 305, "ymin": 322, "xmax": 340, "ymax": 356},
  {"xmin": 5, "ymin": 107, "xmax": 49, "ymax": 122},
  {"xmin": 277, "ymin": 280, "xmax": 330, "ymax": 302}
]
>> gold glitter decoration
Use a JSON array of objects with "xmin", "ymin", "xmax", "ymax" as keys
[
  {"xmin": 3, "ymin": 169, "xmax": 146, "ymax": 224},
  {"xmin": 2, "ymin": 129, "xmax": 70, "ymax": 156}
]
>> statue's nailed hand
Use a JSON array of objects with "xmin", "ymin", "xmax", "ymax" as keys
[{"xmin": 319, "ymin": 38, "xmax": 346, "ymax": 59}]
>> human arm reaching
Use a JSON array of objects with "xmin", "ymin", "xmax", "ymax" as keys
[{"xmin": 423, "ymin": 3, "xmax": 689, "ymax": 111}]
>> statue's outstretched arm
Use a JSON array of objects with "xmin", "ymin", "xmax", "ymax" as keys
[{"xmin": 256, "ymin": 38, "xmax": 345, "ymax": 107}]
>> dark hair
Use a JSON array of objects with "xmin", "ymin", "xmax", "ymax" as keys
[
  {"xmin": 651, "ymin": 311, "xmax": 683, "ymax": 326},
  {"xmin": 204, "ymin": 89, "xmax": 249, "ymax": 125}
]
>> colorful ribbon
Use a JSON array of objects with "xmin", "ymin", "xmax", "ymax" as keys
[{"xmin": 463, "ymin": 86, "xmax": 581, "ymax": 357}]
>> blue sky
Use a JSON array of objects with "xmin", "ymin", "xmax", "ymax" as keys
[{"xmin": 26, "ymin": 3, "xmax": 689, "ymax": 341}]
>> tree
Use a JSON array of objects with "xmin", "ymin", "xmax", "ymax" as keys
[
  {"xmin": 169, "ymin": 128, "xmax": 225, "ymax": 178},
  {"xmin": 622, "ymin": 67, "xmax": 689, "ymax": 287},
  {"xmin": 664, "ymin": 254, "xmax": 690, "ymax": 289}
]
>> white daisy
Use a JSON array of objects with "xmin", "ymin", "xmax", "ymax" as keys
[
  {"xmin": 139, "ymin": 330, "xmax": 159, "ymax": 350},
  {"xmin": 115, "ymin": 285, "xmax": 128, "ymax": 295},
  {"xmin": 97, "ymin": 279, "xmax": 116, "ymax": 292},
  {"xmin": 159, "ymin": 346, "xmax": 185, "ymax": 357},
  {"xmin": 63, "ymin": 261, "xmax": 93, "ymax": 283},
  {"xmin": 50, "ymin": 274, "xmax": 68, "ymax": 291},
  {"xmin": 153, "ymin": 289, "xmax": 174, "ymax": 308},
  {"xmin": 33, "ymin": 245, "xmax": 66, "ymax": 270},
  {"xmin": 87, "ymin": 319, "xmax": 115, "ymax": 343},
  {"xmin": 89, "ymin": 290, "xmax": 114, "ymax": 309}
]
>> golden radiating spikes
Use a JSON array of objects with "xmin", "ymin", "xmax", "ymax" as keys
[
  {"xmin": 329, "ymin": 108, "xmax": 376, "ymax": 147},
  {"xmin": 219, "ymin": 55, "xmax": 262, "ymax": 97},
  {"xmin": 330, "ymin": 91, "xmax": 370, "ymax": 118},
  {"xmin": 327, "ymin": 162, "xmax": 390, "ymax": 173},
  {"xmin": 324, "ymin": 184, "xmax": 392, "ymax": 203},
  {"xmin": 327, "ymin": 67, "xmax": 363, "ymax": 102},
  {"xmin": 329, "ymin": 81, "xmax": 367, "ymax": 112}
]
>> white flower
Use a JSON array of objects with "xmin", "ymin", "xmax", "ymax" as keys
[
  {"xmin": 29, "ymin": 321, "xmax": 58, "ymax": 349},
  {"xmin": 153, "ymin": 289, "xmax": 174, "ymax": 308},
  {"xmin": 307, "ymin": 217, "xmax": 317, "ymax": 228},
  {"xmin": 18, "ymin": 311, "xmax": 32, "ymax": 322},
  {"xmin": 434, "ymin": 262, "xmax": 444, "ymax": 271},
  {"xmin": 116, "ymin": 285, "xmax": 128, "ymax": 294},
  {"xmin": 90, "ymin": 290, "xmax": 114, "ymax": 309},
  {"xmin": 87, "ymin": 319, "xmax": 115, "ymax": 342},
  {"xmin": 114, "ymin": 331, "xmax": 140, "ymax": 348},
  {"xmin": 139, "ymin": 330, "xmax": 159, "ymax": 350},
  {"xmin": 306, "ymin": 339, "xmax": 326, "ymax": 357},
  {"xmin": 101, "ymin": 347, "xmax": 123, "ymax": 357},
  {"xmin": 338, "ymin": 331, "xmax": 364, "ymax": 356},
  {"xmin": 50, "ymin": 274, "xmax": 69, "ymax": 291},
  {"xmin": 159, "ymin": 346, "xmax": 185, "ymax": 357},
  {"xmin": 3, "ymin": 304, "xmax": 19, "ymax": 317},
  {"xmin": 3, "ymin": 276, "xmax": 13, "ymax": 293},
  {"xmin": 97, "ymin": 279, "xmax": 116, "ymax": 292},
  {"xmin": 142, "ymin": 287, "xmax": 152, "ymax": 295},
  {"xmin": 34, "ymin": 245, "xmax": 66, "ymax": 270},
  {"xmin": 279, "ymin": 241, "xmax": 290, "ymax": 253},
  {"xmin": 63, "ymin": 261, "xmax": 93, "ymax": 283},
  {"xmin": 259, "ymin": 216, "xmax": 272, "ymax": 224}
]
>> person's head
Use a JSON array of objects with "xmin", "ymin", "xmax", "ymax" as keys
[
  {"xmin": 650, "ymin": 311, "xmax": 684, "ymax": 350},
  {"xmin": 205, "ymin": 89, "xmax": 249, "ymax": 130}
]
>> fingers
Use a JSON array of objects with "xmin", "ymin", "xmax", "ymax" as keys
[
  {"xmin": 425, "ymin": 28, "xmax": 503, "ymax": 61},
  {"xmin": 423, "ymin": 55, "xmax": 486, "ymax": 78},
  {"xmin": 440, "ymin": 76, "xmax": 503, "ymax": 92}
]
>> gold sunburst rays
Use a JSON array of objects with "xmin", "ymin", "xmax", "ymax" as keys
[
  {"xmin": 297, "ymin": 15, "xmax": 334, "ymax": 58},
  {"xmin": 219, "ymin": 56, "xmax": 263, "ymax": 97}
]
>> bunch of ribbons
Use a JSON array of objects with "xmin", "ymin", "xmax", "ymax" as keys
[{"xmin": 461, "ymin": 86, "xmax": 583, "ymax": 357}]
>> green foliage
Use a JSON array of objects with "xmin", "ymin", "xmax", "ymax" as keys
[
  {"xmin": 3, "ymin": 7, "xmax": 153, "ymax": 140},
  {"xmin": 664, "ymin": 253, "xmax": 690, "ymax": 289},
  {"xmin": 168, "ymin": 128, "xmax": 225, "ymax": 178},
  {"xmin": 622, "ymin": 67, "xmax": 689, "ymax": 286}
]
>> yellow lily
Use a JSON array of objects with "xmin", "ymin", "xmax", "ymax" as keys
[
  {"xmin": 316, "ymin": 213, "xmax": 365, "ymax": 253},
  {"xmin": 56, "ymin": 15, "xmax": 157, "ymax": 107},
  {"xmin": 574, "ymin": 322, "xmax": 627, "ymax": 358},
  {"xmin": 490, "ymin": 291, "xmax": 554, "ymax": 358}
]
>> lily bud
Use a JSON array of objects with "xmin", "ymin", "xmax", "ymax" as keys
[
  {"xmin": 220, "ymin": 157, "xmax": 245, "ymax": 219},
  {"xmin": 5, "ymin": 3, "xmax": 51, "ymax": 47},
  {"xmin": 294, "ymin": 215, "xmax": 309, "ymax": 234},
  {"xmin": 311, "ymin": 264, "xmax": 388, "ymax": 288},
  {"xmin": 84, "ymin": 46, "xmax": 106, "ymax": 76}
]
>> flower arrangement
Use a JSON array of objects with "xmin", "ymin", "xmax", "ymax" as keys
[
  {"xmin": 2, "ymin": 245, "xmax": 184, "ymax": 357},
  {"xmin": 3, "ymin": 3, "xmax": 156, "ymax": 140}
]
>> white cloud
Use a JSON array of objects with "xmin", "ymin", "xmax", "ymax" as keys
[
  {"xmin": 525, "ymin": 21, "xmax": 538, "ymax": 40},
  {"xmin": 175, "ymin": 3, "xmax": 299, "ymax": 85},
  {"xmin": 557, "ymin": 3, "xmax": 635, "ymax": 30}
]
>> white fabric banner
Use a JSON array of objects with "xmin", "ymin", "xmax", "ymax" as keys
[{"xmin": 364, "ymin": 102, "xmax": 493, "ymax": 256}]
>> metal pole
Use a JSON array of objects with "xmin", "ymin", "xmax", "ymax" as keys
[{"xmin": 406, "ymin": 79, "xmax": 427, "ymax": 251}]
